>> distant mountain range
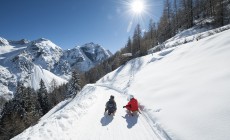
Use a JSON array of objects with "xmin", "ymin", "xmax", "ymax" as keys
[{"xmin": 0, "ymin": 37, "xmax": 112, "ymax": 99}]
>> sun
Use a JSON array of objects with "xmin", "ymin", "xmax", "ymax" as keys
[
  {"xmin": 118, "ymin": 0, "xmax": 151, "ymax": 32},
  {"xmin": 131, "ymin": 0, "xmax": 145, "ymax": 14}
]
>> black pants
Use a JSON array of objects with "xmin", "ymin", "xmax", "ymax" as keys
[{"xmin": 108, "ymin": 109, "xmax": 116, "ymax": 115}]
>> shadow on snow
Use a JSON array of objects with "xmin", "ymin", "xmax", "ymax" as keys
[
  {"xmin": 122, "ymin": 114, "xmax": 138, "ymax": 129},
  {"xmin": 100, "ymin": 114, "xmax": 114, "ymax": 126}
]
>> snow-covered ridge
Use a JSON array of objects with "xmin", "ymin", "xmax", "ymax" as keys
[
  {"xmin": 0, "ymin": 37, "xmax": 111, "ymax": 99},
  {"xmin": 26, "ymin": 38, "xmax": 63, "ymax": 71},
  {"xmin": 0, "ymin": 37, "xmax": 9, "ymax": 46},
  {"xmin": 80, "ymin": 42, "xmax": 111, "ymax": 63},
  {"xmin": 13, "ymin": 26, "xmax": 230, "ymax": 140},
  {"xmin": 54, "ymin": 42, "xmax": 111, "ymax": 75}
]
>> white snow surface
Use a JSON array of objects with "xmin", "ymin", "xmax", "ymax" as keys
[
  {"xmin": 28, "ymin": 65, "xmax": 67, "ymax": 91},
  {"xmin": 13, "ymin": 27, "xmax": 230, "ymax": 140},
  {"xmin": 0, "ymin": 65, "xmax": 16, "ymax": 99}
]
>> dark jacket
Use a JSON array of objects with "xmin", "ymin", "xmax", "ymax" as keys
[{"xmin": 105, "ymin": 99, "xmax": 117, "ymax": 112}]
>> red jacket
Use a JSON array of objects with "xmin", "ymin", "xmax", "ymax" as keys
[{"xmin": 125, "ymin": 98, "xmax": 138, "ymax": 111}]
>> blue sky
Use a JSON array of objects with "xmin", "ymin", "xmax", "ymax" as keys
[{"xmin": 0, "ymin": 0, "xmax": 163, "ymax": 53}]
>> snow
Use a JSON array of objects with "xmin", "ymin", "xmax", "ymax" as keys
[
  {"xmin": 29, "ymin": 65, "xmax": 67, "ymax": 91},
  {"xmin": 0, "ymin": 65, "xmax": 16, "ymax": 99},
  {"xmin": 0, "ymin": 38, "xmax": 63, "ymax": 96},
  {"xmin": 12, "ymin": 85, "xmax": 160, "ymax": 140},
  {"xmin": 0, "ymin": 37, "xmax": 110, "ymax": 98},
  {"xmin": 0, "ymin": 37, "xmax": 9, "ymax": 46},
  {"xmin": 28, "ymin": 38, "xmax": 63, "ymax": 71},
  {"xmin": 13, "ymin": 26, "xmax": 230, "ymax": 140},
  {"xmin": 149, "ymin": 24, "xmax": 230, "ymax": 53},
  {"xmin": 57, "ymin": 43, "xmax": 112, "ymax": 74}
]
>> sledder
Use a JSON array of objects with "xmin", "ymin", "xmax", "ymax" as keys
[
  {"xmin": 104, "ymin": 95, "xmax": 117, "ymax": 116},
  {"xmin": 123, "ymin": 95, "xmax": 141, "ymax": 116}
]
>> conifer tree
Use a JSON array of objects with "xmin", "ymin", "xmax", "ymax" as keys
[
  {"xmin": 67, "ymin": 70, "xmax": 81, "ymax": 98},
  {"xmin": 24, "ymin": 87, "xmax": 41, "ymax": 125},
  {"xmin": 132, "ymin": 24, "xmax": 142, "ymax": 56},
  {"xmin": 37, "ymin": 79, "xmax": 50, "ymax": 115}
]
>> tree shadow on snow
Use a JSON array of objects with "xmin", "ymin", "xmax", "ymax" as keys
[
  {"xmin": 100, "ymin": 115, "xmax": 114, "ymax": 126},
  {"xmin": 122, "ymin": 114, "xmax": 138, "ymax": 129}
]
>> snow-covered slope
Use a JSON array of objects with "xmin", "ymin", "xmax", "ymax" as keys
[
  {"xmin": 13, "ymin": 26, "xmax": 230, "ymax": 140},
  {"xmin": 0, "ymin": 38, "xmax": 67, "ymax": 98},
  {"xmin": 0, "ymin": 37, "xmax": 111, "ymax": 98},
  {"xmin": 149, "ymin": 24, "xmax": 230, "ymax": 53},
  {"xmin": 0, "ymin": 65, "xmax": 16, "ymax": 99}
]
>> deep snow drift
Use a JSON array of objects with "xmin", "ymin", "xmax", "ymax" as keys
[{"xmin": 13, "ymin": 26, "xmax": 230, "ymax": 140}]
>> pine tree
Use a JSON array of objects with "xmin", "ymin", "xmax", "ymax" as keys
[
  {"xmin": 214, "ymin": 0, "xmax": 224, "ymax": 26},
  {"xmin": 173, "ymin": 0, "xmax": 178, "ymax": 32},
  {"xmin": 14, "ymin": 82, "xmax": 25, "ymax": 103},
  {"xmin": 0, "ymin": 98, "xmax": 26, "ymax": 139},
  {"xmin": 127, "ymin": 37, "xmax": 132, "ymax": 53},
  {"xmin": 67, "ymin": 70, "xmax": 81, "ymax": 98},
  {"xmin": 148, "ymin": 19, "xmax": 157, "ymax": 47},
  {"xmin": 132, "ymin": 24, "xmax": 142, "ymax": 56},
  {"xmin": 37, "ymin": 79, "xmax": 50, "ymax": 115},
  {"xmin": 24, "ymin": 87, "xmax": 41, "ymax": 125},
  {"xmin": 0, "ymin": 96, "xmax": 7, "ymax": 113}
]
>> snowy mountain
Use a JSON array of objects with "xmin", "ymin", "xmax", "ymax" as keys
[
  {"xmin": 26, "ymin": 38, "xmax": 63, "ymax": 71},
  {"xmin": 0, "ymin": 38, "xmax": 67, "ymax": 99},
  {"xmin": 53, "ymin": 42, "xmax": 111, "ymax": 76},
  {"xmin": 12, "ymin": 25, "xmax": 230, "ymax": 140},
  {"xmin": 0, "ymin": 37, "xmax": 111, "ymax": 99},
  {"xmin": 0, "ymin": 37, "xmax": 9, "ymax": 46}
]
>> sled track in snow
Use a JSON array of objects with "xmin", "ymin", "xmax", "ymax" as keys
[
  {"xmin": 94, "ymin": 84, "xmax": 172, "ymax": 140},
  {"xmin": 140, "ymin": 110, "xmax": 172, "ymax": 140}
]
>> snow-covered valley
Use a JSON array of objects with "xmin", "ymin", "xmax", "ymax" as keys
[{"xmin": 12, "ymin": 25, "xmax": 230, "ymax": 140}]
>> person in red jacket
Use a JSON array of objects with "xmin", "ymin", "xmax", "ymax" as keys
[{"xmin": 123, "ymin": 95, "xmax": 139, "ymax": 115}]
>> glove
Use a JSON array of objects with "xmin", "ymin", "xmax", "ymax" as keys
[{"xmin": 123, "ymin": 106, "xmax": 126, "ymax": 108}]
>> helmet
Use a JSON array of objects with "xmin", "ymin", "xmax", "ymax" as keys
[
  {"xmin": 127, "ymin": 95, "xmax": 134, "ymax": 101},
  {"xmin": 110, "ymin": 95, "xmax": 114, "ymax": 99},
  {"xmin": 130, "ymin": 95, "xmax": 134, "ymax": 99}
]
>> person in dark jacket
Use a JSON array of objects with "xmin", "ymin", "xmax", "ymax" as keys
[
  {"xmin": 123, "ymin": 95, "xmax": 139, "ymax": 115},
  {"xmin": 105, "ymin": 95, "xmax": 117, "ymax": 115}
]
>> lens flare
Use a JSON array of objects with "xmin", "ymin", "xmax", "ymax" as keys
[
  {"xmin": 117, "ymin": 0, "xmax": 156, "ymax": 32},
  {"xmin": 131, "ymin": 0, "xmax": 144, "ymax": 14}
]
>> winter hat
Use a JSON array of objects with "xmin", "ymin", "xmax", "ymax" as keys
[{"xmin": 110, "ymin": 95, "xmax": 114, "ymax": 99}]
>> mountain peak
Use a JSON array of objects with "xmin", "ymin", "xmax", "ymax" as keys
[
  {"xmin": 0, "ymin": 37, "xmax": 9, "ymax": 46},
  {"xmin": 9, "ymin": 39, "xmax": 30, "ymax": 45},
  {"xmin": 37, "ymin": 38, "xmax": 49, "ymax": 42}
]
